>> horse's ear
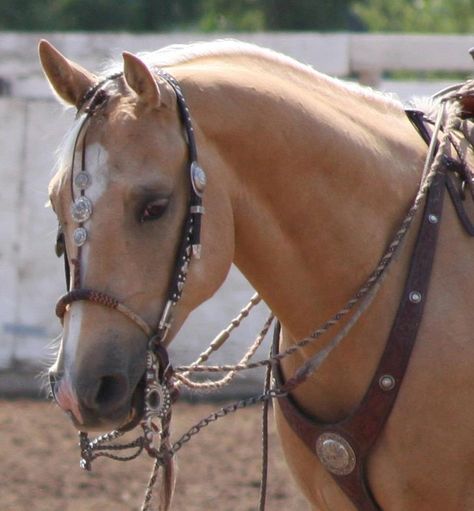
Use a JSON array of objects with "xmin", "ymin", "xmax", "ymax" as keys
[
  {"xmin": 122, "ymin": 52, "xmax": 175, "ymax": 110},
  {"xmin": 38, "ymin": 39, "xmax": 97, "ymax": 107}
]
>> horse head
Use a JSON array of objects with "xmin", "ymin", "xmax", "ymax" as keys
[{"xmin": 39, "ymin": 40, "xmax": 234, "ymax": 431}]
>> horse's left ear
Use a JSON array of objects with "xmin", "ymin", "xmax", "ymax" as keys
[
  {"xmin": 122, "ymin": 52, "xmax": 175, "ymax": 110},
  {"xmin": 38, "ymin": 39, "xmax": 98, "ymax": 107}
]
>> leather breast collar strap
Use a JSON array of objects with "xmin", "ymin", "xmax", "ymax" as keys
[{"xmin": 273, "ymin": 111, "xmax": 448, "ymax": 511}]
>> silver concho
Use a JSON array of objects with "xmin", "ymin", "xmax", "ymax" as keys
[
  {"xmin": 74, "ymin": 171, "xmax": 91, "ymax": 190},
  {"xmin": 316, "ymin": 432, "xmax": 356, "ymax": 476},
  {"xmin": 71, "ymin": 196, "xmax": 93, "ymax": 223},
  {"xmin": 190, "ymin": 161, "xmax": 207, "ymax": 197},
  {"xmin": 145, "ymin": 382, "xmax": 171, "ymax": 419},
  {"xmin": 73, "ymin": 227, "xmax": 88, "ymax": 246}
]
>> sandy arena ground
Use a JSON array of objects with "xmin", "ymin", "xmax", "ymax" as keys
[{"xmin": 0, "ymin": 399, "xmax": 308, "ymax": 511}]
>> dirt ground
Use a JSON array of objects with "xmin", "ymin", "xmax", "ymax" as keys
[{"xmin": 0, "ymin": 399, "xmax": 308, "ymax": 511}]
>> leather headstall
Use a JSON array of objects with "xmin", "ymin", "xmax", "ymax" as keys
[
  {"xmin": 52, "ymin": 69, "xmax": 207, "ymax": 450},
  {"xmin": 55, "ymin": 69, "xmax": 205, "ymax": 346}
]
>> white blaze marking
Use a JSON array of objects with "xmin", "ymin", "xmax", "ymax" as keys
[{"xmin": 65, "ymin": 142, "xmax": 110, "ymax": 367}]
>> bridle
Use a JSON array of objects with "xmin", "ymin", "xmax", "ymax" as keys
[{"xmin": 51, "ymin": 68, "xmax": 207, "ymax": 467}]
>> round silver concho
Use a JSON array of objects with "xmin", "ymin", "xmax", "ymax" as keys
[
  {"xmin": 145, "ymin": 383, "xmax": 171, "ymax": 419},
  {"xmin": 190, "ymin": 161, "xmax": 207, "ymax": 197},
  {"xmin": 73, "ymin": 227, "xmax": 88, "ymax": 247},
  {"xmin": 71, "ymin": 196, "xmax": 93, "ymax": 223},
  {"xmin": 74, "ymin": 171, "xmax": 91, "ymax": 190},
  {"xmin": 316, "ymin": 432, "xmax": 356, "ymax": 476}
]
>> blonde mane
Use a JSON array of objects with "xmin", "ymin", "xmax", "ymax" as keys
[
  {"xmin": 52, "ymin": 39, "xmax": 416, "ymax": 187},
  {"xmin": 103, "ymin": 39, "xmax": 404, "ymax": 113}
]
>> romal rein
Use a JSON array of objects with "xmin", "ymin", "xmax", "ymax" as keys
[{"xmin": 51, "ymin": 69, "xmax": 207, "ymax": 470}]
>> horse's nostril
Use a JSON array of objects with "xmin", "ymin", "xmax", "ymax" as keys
[
  {"xmin": 77, "ymin": 373, "xmax": 129, "ymax": 417},
  {"xmin": 94, "ymin": 374, "xmax": 128, "ymax": 411}
]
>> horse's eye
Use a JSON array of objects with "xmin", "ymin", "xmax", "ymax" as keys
[
  {"xmin": 140, "ymin": 198, "xmax": 169, "ymax": 223},
  {"xmin": 55, "ymin": 225, "xmax": 65, "ymax": 257}
]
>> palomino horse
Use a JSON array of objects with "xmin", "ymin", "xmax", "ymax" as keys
[{"xmin": 39, "ymin": 39, "xmax": 474, "ymax": 511}]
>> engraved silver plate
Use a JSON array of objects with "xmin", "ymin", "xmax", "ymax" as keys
[
  {"xmin": 145, "ymin": 382, "xmax": 171, "ymax": 419},
  {"xmin": 190, "ymin": 161, "xmax": 207, "ymax": 196},
  {"xmin": 73, "ymin": 227, "xmax": 88, "ymax": 246},
  {"xmin": 316, "ymin": 432, "xmax": 356, "ymax": 476},
  {"xmin": 74, "ymin": 171, "xmax": 91, "ymax": 190},
  {"xmin": 71, "ymin": 196, "xmax": 93, "ymax": 223}
]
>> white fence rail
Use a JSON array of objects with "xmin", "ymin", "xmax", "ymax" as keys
[
  {"xmin": 0, "ymin": 33, "xmax": 472, "ymax": 396},
  {"xmin": 0, "ymin": 32, "xmax": 472, "ymax": 98}
]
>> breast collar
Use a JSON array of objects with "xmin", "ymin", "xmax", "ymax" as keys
[{"xmin": 272, "ymin": 108, "xmax": 474, "ymax": 511}]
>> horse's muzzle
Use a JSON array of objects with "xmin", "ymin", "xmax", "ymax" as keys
[{"xmin": 50, "ymin": 369, "xmax": 145, "ymax": 432}]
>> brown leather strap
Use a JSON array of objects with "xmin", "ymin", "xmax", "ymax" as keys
[{"xmin": 274, "ymin": 168, "xmax": 447, "ymax": 511}]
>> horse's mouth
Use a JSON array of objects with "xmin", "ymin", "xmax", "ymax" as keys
[{"xmin": 118, "ymin": 376, "xmax": 146, "ymax": 433}]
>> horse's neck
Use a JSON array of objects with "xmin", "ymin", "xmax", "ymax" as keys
[{"xmin": 185, "ymin": 61, "xmax": 427, "ymax": 339}]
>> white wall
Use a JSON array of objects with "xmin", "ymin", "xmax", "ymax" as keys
[
  {"xmin": 0, "ymin": 99, "xmax": 70, "ymax": 369},
  {"xmin": 1, "ymin": 32, "xmax": 472, "ymax": 395}
]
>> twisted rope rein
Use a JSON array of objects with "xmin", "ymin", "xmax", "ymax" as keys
[
  {"xmin": 178, "ymin": 79, "xmax": 474, "ymax": 388},
  {"xmin": 175, "ymin": 101, "xmax": 452, "ymax": 382}
]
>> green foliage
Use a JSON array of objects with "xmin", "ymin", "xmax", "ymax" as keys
[
  {"xmin": 198, "ymin": 0, "xmax": 354, "ymax": 32},
  {"xmin": 352, "ymin": 0, "xmax": 474, "ymax": 33},
  {"xmin": 0, "ymin": 0, "xmax": 471, "ymax": 33},
  {"xmin": 0, "ymin": 0, "xmax": 58, "ymax": 30},
  {"xmin": 199, "ymin": 0, "xmax": 266, "ymax": 31},
  {"xmin": 0, "ymin": 0, "xmax": 201, "ymax": 31},
  {"xmin": 0, "ymin": 0, "xmax": 353, "ymax": 32},
  {"xmin": 262, "ymin": 0, "xmax": 354, "ymax": 31}
]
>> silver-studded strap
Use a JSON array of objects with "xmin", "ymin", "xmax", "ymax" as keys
[
  {"xmin": 273, "ymin": 164, "xmax": 448, "ymax": 511},
  {"xmin": 56, "ymin": 67, "xmax": 206, "ymax": 345},
  {"xmin": 147, "ymin": 68, "xmax": 206, "ymax": 343}
]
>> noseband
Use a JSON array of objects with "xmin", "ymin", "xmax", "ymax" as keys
[{"xmin": 52, "ymin": 68, "xmax": 206, "ymax": 460}]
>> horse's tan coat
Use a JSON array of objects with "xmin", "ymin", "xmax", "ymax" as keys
[{"xmin": 40, "ymin": 40, "xmax": 474, "ymax": 510}]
